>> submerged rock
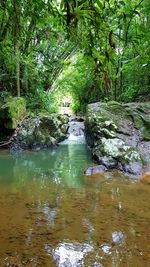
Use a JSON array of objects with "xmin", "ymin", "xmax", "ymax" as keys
[
  {"xmin": 85, "ymin": 165, "xmax": 107, "ymax": 176},
  {"xmin": 85, "ymin": 101, "xmax": 150, "ymax": 175},
  {"xmin": 10, "ymin": 114, "xmax": 68, "ymax": 151}
]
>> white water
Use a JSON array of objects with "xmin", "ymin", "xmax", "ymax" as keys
[{"xmin": 59, "ymin": 119, "xmax": 86, "ymax": 145}]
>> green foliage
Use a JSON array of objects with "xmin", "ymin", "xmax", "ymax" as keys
[
  {"xmin": 0, "ymin": 0, "xmax": 72, "ymax": 111},
  {"xmin": 52, "ymin": 53, "xmax": 95, "ymax": 112},
  {"xmin": 0, "ymin": 97, "xmax": 26, "ymax": 129},
  {"xmin": 26, "ymin": 88, "xmax": 57, "ymax": 114},
  {"xmin": 0, "ymin": 0, "xmax": 150, "ymax": 112}
]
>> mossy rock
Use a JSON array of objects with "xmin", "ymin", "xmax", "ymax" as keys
[
  {"xmin": 126, "ymin": 106, "xmax": 150, "ymax": 140},
  {"xmin": 86, "ymin": 101, "xmax": 150, "ymax": 175},
  {"xmin": 11, "ymin": 114, "xmax": 68, "ymax": 150},
  {"xmin": 0, "ymin": 97, "xmax": 26, "ymax": 129}
]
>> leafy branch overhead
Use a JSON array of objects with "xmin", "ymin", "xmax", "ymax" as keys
[{"xmin": 0, "ymin": 0, "xmax": 149, "ymax": 111}]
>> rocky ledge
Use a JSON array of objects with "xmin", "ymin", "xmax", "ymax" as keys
[{"xmin": 85, "ymin": 101, "xmax": 150, "ymax": 176}]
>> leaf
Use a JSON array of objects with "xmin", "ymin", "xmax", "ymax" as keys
[
  {"xmin": 119, "ymin": 1, "xmax": 126, "ymax": 6},
  {"xmin": 95, "ymin": 0, "xmax": 103, "ymax": 10},
  {"xmin": 60, "ymin": 0, "xmax": 64, "ymax": 10}
]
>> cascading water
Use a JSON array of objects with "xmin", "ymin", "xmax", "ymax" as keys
[{"xmin": 59, "ymin": 116, "xmax": 86, "ymax": 145}]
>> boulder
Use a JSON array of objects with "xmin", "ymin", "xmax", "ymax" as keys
[
  {"xmin": 10, "ymin": 114, "xmax": 68, "ymax": 151},
  {"xmin": 85, "ymin": 101, "xmax": 150, "ymax": 175},
  {"xmin": 85, "ymin": 165, "xmax": 107, "ymax": 176}
]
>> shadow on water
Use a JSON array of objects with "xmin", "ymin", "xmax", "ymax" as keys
[{"xmin": 0, "ymin": 145, "xmax": 149, "ymax": 267}]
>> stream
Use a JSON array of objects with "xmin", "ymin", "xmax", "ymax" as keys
[{"xmin": 0, "ymin": 120, "xmax": 149, "ymax": 266}]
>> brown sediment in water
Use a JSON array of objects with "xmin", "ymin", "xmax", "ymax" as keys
[
  {"xmin": 140, "ymin": 172, "xmax": 150, "ymax": 185},
  {"xmin": 0, "ymin": 146, "xmax": 150, "ymax": 267}
]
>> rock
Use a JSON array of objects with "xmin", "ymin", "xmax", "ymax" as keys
[
  {"xmin": 85, "ymin": 101, "xmax": 150, "ymax": 175},
  {"xmin": 70, "ymin": 115, "xmax": 85, "ymax": 122},
  {"xmin": 122, "ymin": 162, "xmax": 143, "ymax": 175},
  {"xmin": 85, "ymin": 165, "xmax": 107, "ymax": 176},
  {"xmin": 9, "ymin": 143, "xmax": 23, "ymax": 154},
  {"xmin": 0, "ymin": 97, "xmax": 26, "ymax": 129},
  {"xmin": 138, "ymin": 141, "xmax": 150, "ymax": 165},
  {"xmin": 59, "ymin": 116, "xmax": 86, "ymax": 144},
  {"xmin": 10, "ymin": 114, "xmax": 68, "ymax": 150},
  {"xmin": 94, "ymin": 155, "xmax": 117, "ymax": 169},
  {"xmin": 101, "ymin": 138, "xmax": 125, "ymax": 157},
  {"xmin": 68, "ymin": 121, "xmax": 85, "ymax": 136}
]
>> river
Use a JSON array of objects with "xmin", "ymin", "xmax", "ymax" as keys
[{"xmin": 0, "ymin": 144, "xmax": 149, "ymax": 267}]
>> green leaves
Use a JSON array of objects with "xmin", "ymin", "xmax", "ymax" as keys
[
  {"xmin": 0, "ymin": 0, "xmax": 150, "ymax": 109},
  {"xmin": 95, "ymin": 0, "xmax": 103, "ymax": 10}
]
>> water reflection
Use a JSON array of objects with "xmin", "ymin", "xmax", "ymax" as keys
[
  {"xmin": 0, "ymin": 145, "xmax": 91, "ymax": 188},
  {"xmin": 100, "ymin": 244, "xmax": 111, "ymax": 255},
  {"xmin": 45, "ymin": 241, "xmax": 94, "ymax": 267},
  {"xmin": 44, "ymin": 231, "xmax": 126, "ymax": 267},
  {"xmin": 112, "ymin": 231, "xmax": 125, "ymax": 245}
]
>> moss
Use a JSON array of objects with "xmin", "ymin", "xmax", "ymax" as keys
[
  {"xmin": 142, "ymin": 128, "xmax": 150, "ymax": 141},
  {"xmin": 86, "ymin": 101, "xmax": 150, "ymax": 174},
  {"xmin": 11, "ymin": 113, "xmax": 68, "ymax": 150},
  {"xmin": 101, "ymin": 138, "xmax": 124, "ymax": 158},
  {"xmin": 120, "ymin": 147, "xmax": 141, "ymax": 164},
  {"xmin": 129, "ymin": 112, "xmax": 150, "ymax": 141},
  {"xmin": 1, "ymin": 97, "xmax": 26, "ymax": 129}
]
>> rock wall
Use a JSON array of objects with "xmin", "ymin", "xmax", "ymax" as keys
[{"xmin": 85, "ymin": 101, "xmax": 150, "ymax": 175}]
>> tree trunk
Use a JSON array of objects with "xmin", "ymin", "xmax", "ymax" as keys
[
  {"xmin": 13, "ymin": 0, "xmax": 21, "ymax": 96},
  {"xmin": 16, "ymin": 43, "xmax": 20, "ymax": 97}
]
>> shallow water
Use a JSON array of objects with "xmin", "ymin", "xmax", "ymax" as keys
[{"xmin": 0, "ymin": 145, "xmax": 149, "ymax": 267}]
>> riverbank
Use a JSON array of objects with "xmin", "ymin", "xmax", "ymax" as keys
[
  {"xmin": 85, "ymin": 101, "xmax": 150, "ymax": 176},
  {"xmin": 1, "ymin": 98, "xmax": 150, "ymax": 176}
]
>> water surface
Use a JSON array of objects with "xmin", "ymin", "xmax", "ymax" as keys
[{"xmin": 0, "ymin": 145, "xmax": 149, "ymax": 267}]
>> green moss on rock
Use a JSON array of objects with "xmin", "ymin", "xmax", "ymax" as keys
[
  {"xmin": 0, "ymin": 97, "xmax": 26, "ymax": 129},
  {"xmin": 85, "ymin": 101, "xmax": 150, "ymax": 175},
  {"xmin": 11, "ymin": 114, "xmax": 68, "ymax": 150}
]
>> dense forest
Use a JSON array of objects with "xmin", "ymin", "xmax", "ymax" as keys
[
  {"xmin": 0, "ymin": 0, "xmax": 150, "ymax": 112},
  {"xmin": 0, "ymin": 3, "xmax": 150, "ymax": 266}
]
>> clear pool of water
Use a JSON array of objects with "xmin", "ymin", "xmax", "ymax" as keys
[{"xmin": 0, "ymin": 145, "xmax": 149, "ymax": 267}]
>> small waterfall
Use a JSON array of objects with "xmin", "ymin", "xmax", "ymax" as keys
[{"xmin": 59, "ymin": 116, "xmax": 86, "ymax": 144}]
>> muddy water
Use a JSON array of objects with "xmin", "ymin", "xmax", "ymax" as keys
[{"xmin": 0, "ymin": 145, "xmax": 149, "ymax": 267}]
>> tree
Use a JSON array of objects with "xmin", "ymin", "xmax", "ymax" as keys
[{"xmin": 0, "ymin": 0, "xmax": 150, "ymax": 112}]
